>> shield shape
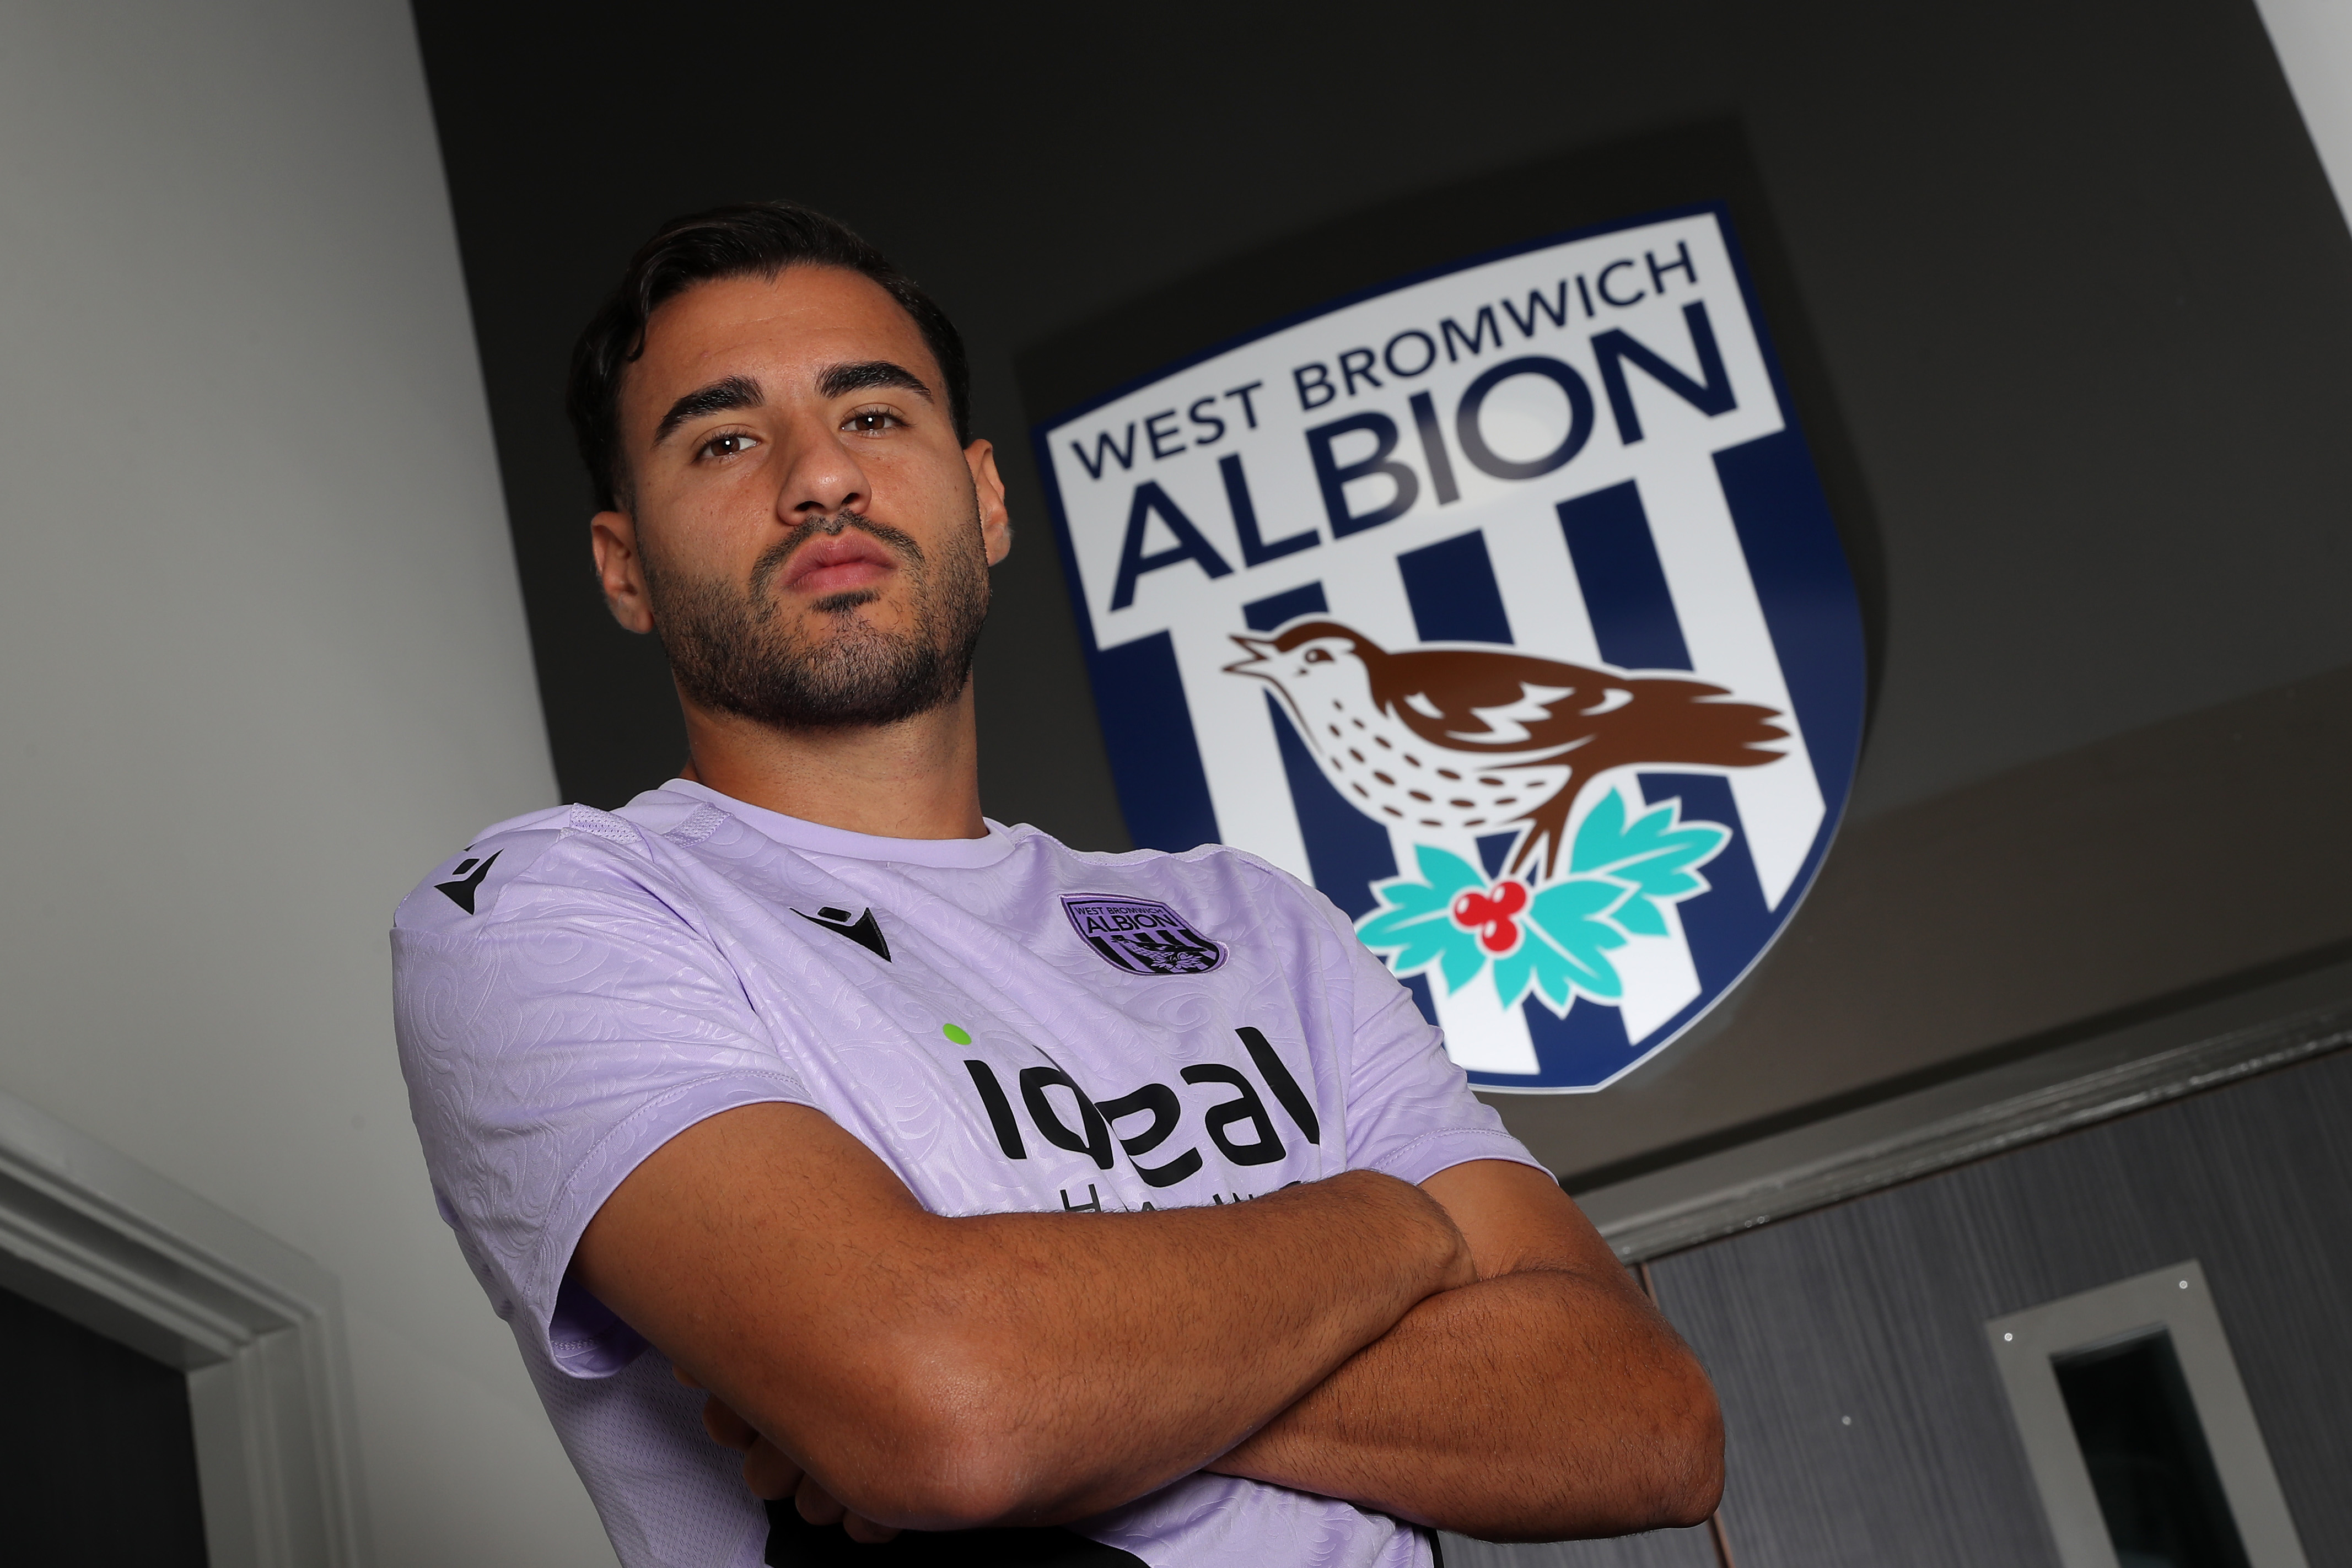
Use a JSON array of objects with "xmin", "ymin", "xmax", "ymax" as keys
[
  {"xmin": 1035, "ymin": 204, "xmax": 1864, "ymax": 1091},
  {"xmin": 1062, "ymin": 895, "xmax": 1227, "ymax": 976}
]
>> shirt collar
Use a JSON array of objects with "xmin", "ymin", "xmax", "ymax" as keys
[{"xmin": 650, "ymin": 778, "xmax": 1021, "ymax": 870}]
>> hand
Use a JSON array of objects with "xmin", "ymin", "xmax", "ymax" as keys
[{"xmin": 676, "ymin": 1366, "xmax": 902, "ymax": 1544}]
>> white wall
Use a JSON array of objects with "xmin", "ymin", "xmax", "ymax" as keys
[
  {"xmin": 2257, "ymin": 0, "xmax": 2352, "ymax": 230},
  {"xmin": 0, "ymin": 4, "xmax": 610, "ymax": 1564}
]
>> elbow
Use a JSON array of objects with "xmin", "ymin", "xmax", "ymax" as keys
[
  {"xmin": 1646, "ymin": 1445, "xmax": 1725, "ymax": 1532},
  {"xmin": 785, "ymin": 1346, "xmax": 1056, "ymax": 1531},
  {"xmin": 852, "ymin": 1424, "xmax": 1036, "ymax": 1533},
  {"xmin": 1493, "ymin": 1351, "xmax": 1723, "ymax": 1542},
  {"xmin": 1633, "ymin": 1359, "xmax": 1725, "ymax": 1531}
]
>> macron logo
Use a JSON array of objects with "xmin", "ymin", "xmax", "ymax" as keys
[
  {"xmin": 794, "ymin": 906, "xmax": 891, "ymax": 963},
  {"xmin": 435, "ymin": 852, "xmax": 500, "ymax": 914}
]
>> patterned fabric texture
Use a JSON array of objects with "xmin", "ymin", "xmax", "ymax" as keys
[{"xmin": 392, "ymin": 781, "xmax": 1546, "ymax": 1567}]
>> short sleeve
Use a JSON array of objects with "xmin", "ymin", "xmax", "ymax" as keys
[
  {"xmin": 392, "ymin": 845, "xmax": 816, "ymax": 1379},
  {"xmin": 1317, "ymin": 895, "xmax": 1555, "ymax": 1187}
]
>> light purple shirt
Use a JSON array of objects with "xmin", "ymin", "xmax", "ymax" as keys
[{"xmin": 392, "ymin": 781, "xmax": 1546, "ymax": 1568}]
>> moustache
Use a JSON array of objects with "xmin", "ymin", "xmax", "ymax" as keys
[{"xmin": 750, "ymin": 512, "xmax": 928, "ymax": 600}]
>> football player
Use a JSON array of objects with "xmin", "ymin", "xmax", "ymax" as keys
[{"xmin": 391, "ymin": 202, "xmax": 1722, "ymax": 1568}]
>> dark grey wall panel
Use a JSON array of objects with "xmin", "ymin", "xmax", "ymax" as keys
[
  {"xmin": 1443, "ymin": 1527, "xmax": 1719, "ymax": 1568},
  {"xmin": 1651, "ymin": 1189, "xmax": 2066, "ymax": 1566},
  {"xmin": 1646, "ymin": 1047, "xmax": 2352, "ymax": 1566}
]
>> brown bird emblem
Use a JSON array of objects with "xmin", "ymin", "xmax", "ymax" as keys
[{"xmin": 1226, "ymin": 619, "xmax": 1787, "ymax": 881}]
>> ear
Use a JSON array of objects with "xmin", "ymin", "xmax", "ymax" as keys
[
  {"xmin": 964, "ymin": 438, "xmax": 1014, "ymax": 566},
  {"xmin": 590, "ymin": 508, "xmax": 656, "ymax": 634}
]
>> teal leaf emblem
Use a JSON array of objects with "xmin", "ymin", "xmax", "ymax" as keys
[
  {"xmin": 1568, "ymin": 789, "xmax": 1732, "ymax": 940},
  {"xmin": 1355, "ymin": 844, "xmax": 1488, "ymax": 994},
  {"xmin": 1493, "ymin": 879, "xmax": 1627, "ymax": 1009},
  {"xmin": 1354, "ymin": 788, "xmax": 1733, "ymax": 1018}
]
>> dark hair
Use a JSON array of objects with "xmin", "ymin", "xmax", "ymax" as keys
[{"xmin": 566, "ymin": 201, "xmax": 971, "ymax": 512}]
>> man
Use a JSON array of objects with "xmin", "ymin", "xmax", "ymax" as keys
[{"xmin": 392, "ymin": 203, "xmax": 1721, "ymax": 1568}]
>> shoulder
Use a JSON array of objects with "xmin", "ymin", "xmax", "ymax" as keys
[{"xmin": 391, "ymin": 799, "xmax": 694, "ymax": 938}]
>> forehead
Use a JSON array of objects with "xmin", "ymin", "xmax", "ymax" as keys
[{"xmin": 621, "ymin": 266, "xmax": 937, "ymax": 425}]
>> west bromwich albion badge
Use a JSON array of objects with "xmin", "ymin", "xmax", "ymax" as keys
[
  {"xmin": 1036, "ymin": 205, "xmax": 1865, "ymax": 1091},
  {"xmin": 1063, "ymin": 895, "xmax": 1228, "ymax": 976}
]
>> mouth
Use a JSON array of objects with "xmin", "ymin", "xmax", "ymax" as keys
[
  {"xmin": 1223, "ymin": 634, "xmax": 1275, "ymax": 677},
  {"xmin": 778, "ymin": 529, "xmax": 902, "ymax": 599}
]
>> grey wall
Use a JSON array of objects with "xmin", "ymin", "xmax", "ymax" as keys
[{"xmin": 0, "ymin": 3, "xmax": 605, "ymax": 1562}]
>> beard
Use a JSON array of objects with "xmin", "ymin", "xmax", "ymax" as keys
[{"xmin": 642, "ymin": 504, "xmax": 990, "ymax": 730}]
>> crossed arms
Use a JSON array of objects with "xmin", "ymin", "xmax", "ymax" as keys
[
  {"xmin": 573, "ymin": 1101, "xmax": 1723, "ymax": 1543},
  {"xmin": 578, "ymin": 1104, "xmax": 1721, "ymax": 1542}
]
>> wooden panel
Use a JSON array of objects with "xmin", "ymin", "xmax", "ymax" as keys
[
  {"xmin": 1441, "ymin": 1526, "xmax": 1719, "ymax": 1568},
  {"xmin": 1645, "ymin": 1048, "xmax": 2352, "ymax": 1567}
]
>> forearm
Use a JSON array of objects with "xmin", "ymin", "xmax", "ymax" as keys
[
  {"xmin": 843, "ymin": 1171, "xmax": 1465, "ymax": 1521},
  {"xmin": 577, "ymin": 1109, "xmax": 1472, "ymax": 1533},
  {"xmin": 1207, "ymin": 1267, "xmax": 1723, "ymax": 1540}
]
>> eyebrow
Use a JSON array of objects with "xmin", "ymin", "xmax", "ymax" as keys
[
  {"xmin": 817, "ymin": 359, "xmax": 934, "ymax": 405},
  {"xmin": 649, "ymin": 361, "xmax": 936, "ymax": 449},
  {"xmin": 653, "ymin": 374, "xmax": 763, "ymax": 445}
]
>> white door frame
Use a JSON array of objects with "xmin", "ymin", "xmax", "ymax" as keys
[{"xmin": 0, "ymin": 1088, "xmax": 368, "ymax": 1567}]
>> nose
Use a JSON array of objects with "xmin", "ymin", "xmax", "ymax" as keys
[{"xmin": 771, "ymin": 412, "xmax": 870, "ymax": 523}]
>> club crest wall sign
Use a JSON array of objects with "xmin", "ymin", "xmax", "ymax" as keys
[{"xmin": 1035, "ymin": 204, "xmax": 1865, "ymax": 1091}]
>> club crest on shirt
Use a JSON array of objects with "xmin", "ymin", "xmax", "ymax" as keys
[{"xmin": 1061, "ymin": 895, "xmax": 1225, "ymax": 976}]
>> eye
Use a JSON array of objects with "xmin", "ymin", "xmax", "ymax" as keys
[
  {"xmin": 697, "ymin": 432, "xmax": 760, "ymax": 460},
  {"xmin": 1304, "ymin": 648, "xmax": 1333, "ymax": 665},
  {"xmin": 842, "ymin": 407, "xmax": 903, "ymax": 435}
]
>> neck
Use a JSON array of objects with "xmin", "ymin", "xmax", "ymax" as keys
[{"xmin": 674, "ymin": 683, "xmax": 988, "ymax": 840}]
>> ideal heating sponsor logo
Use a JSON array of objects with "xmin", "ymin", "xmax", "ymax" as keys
[{"xmin": 951, "ymin": 1022, "xmax": 1320, "ymax": 1209}]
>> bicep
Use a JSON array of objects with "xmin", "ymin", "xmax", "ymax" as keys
[
  {"xmin": 573, "ymin": 1101, "xmax": 932, "ymax": 1403},
  {"xmin": 1419, "ymin": 1159, "xmax": 1639, "ymax": 1292},
  {"xmin": 395, "ymin": 904, "xmax": 817, "ymax": 1375}
]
